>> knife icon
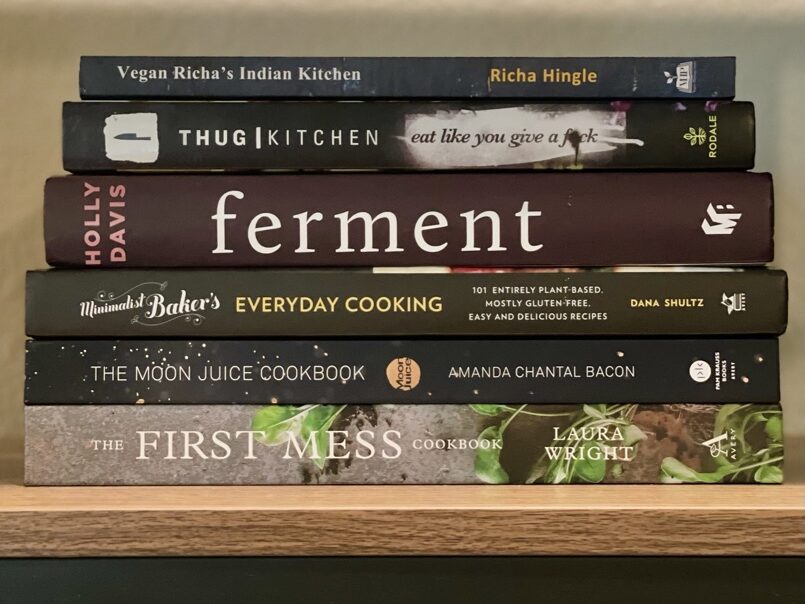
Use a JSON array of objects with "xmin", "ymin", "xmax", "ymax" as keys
[
  {"xmin": 114, "ymin": 132, "xmax": 152, "ymax": 141},
  {"xmin": 104, "ymin": 112, "xmax": 159, "ymax": 163}
]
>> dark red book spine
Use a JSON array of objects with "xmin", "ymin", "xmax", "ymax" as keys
[{"xmin": 44, "ymin": 172, "xmax": 773, "ymax": 268}]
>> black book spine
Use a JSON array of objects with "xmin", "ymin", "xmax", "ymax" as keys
[
  {"xmin": 25, "ymin": 339, "xmax": 780, "ymax": 405},
  {"xmin": 25, "ymin": 403, "xmax": 784, "ymax": 485},
  {"xmin": 62, "ymin": 101, "xmax": 755, "ymax": 172},
  {"xmin": 25, "ymin": 269, "xmax": 788, "ymax": 337},
  {"xmin": 78, "ymin": 56, "xmax": 736, "ymax": 100}
]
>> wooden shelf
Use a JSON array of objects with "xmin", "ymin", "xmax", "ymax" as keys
[{"xmin": 1, "ymin": 458, "xmax": 803, "ymax": 557}]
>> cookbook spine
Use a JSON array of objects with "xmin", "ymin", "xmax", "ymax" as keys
[
  {"xmin": 24, "ymin": 269, "xmax": 788, "ymax": 337},
  {"xmin": 62, "ymin": 101, "xmax": 755, "ymax": 172},
  {"xmin": 25, "ymin": 338, "xmax": 780, "ymax": 405},
  {"xmin": 44, "ymin": 172, "xmax": 774, "ymax": 268},
  {"xmin": 78, "ymin": 56, "xmax": 736, "ymax": 100},
  {"xmin": 24, "ymin": 403, "xmax": 783, "ymax": 485}
]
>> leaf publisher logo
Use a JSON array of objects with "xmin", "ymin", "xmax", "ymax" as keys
[
  {"xmin": 386, "ymin": 357, "xmax": 421, "ymax": 391},
  {"xmin": 701, "ymin": 203, "xmax": 742, "ymax": 235},
  {"xmin": 683, "ymin": 127, "xmax": 706, "ymax": 146},
  {"xmin": 664, "ymin": 61, "xmax": 696, "ymax": 93}
]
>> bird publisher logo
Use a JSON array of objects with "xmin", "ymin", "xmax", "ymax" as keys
[
  {"xmin": 721, "ymin": 292, "xmax": 746, "ymax": 315},
  {"xmin": 701, "ymin": 203, "xmax": 742, "ymax": 235}
]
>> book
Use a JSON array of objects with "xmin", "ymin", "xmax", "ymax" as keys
[
  {"xmin": 78, "ymin": 56, "xmax": 736, "ymax": 100},
  {"xmin": 25, "ymin": 338, "xmax": 780, "ymax": 405},
  {"xmin": 25, "ymin": 268, "xmax": 788, "ymax": 337},
  {"xmin": 24, "ymin": 403, "xmax": 783, "ymax": 485},
  {"xmin": 62, "ymin": 101, "xmax": 754, "ymax": 172},
  {"xmin": 44, "ymin": 172, "xmax": 774, "ymax": 268},
  {"xmin": 26, "ymin": 269, "xmax": 787, "ymax": 338}
]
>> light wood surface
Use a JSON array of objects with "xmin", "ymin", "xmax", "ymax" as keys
[{"xmin": 1, "ymin": 457, "xmax": 803, "ymax": 557}]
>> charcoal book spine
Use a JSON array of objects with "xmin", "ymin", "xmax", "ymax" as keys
[
  {"xmin": 24, "ymin": 403, "xmax": 783, "ymax": 485},
  {"xmin": 62, "ymin": 101, "xmax": 755, "ymax": 172},
  {"xmin": 24, "ymin": 269, "xmax": 788, "ymax": 337},
  {"xmin": 78, "ymin": 56, "xmax": 736, "ymax": 100},
  {"xmin": 25, "ymin": 338, "xmax": 780, "ymax": 405},
  {"xmin": 43, "ymin": 172, "xmax": 774, "ymax": 268}
]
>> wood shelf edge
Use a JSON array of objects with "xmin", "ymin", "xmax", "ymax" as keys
[
  {"xmin": 2, "ymin": 506, "xmax": 802, "ymax": 557},
  {"xmin": 1, "ymin": 478, "xmax": 803, "ymax": 557},
  {"xmin": 1, "ymin": 483, "xmax": 804, "ymax": 511}
]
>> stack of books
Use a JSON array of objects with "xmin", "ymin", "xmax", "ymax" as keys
[{"xmin": 25, "ymin": 56, "xmax": 786, "ymax": 485}]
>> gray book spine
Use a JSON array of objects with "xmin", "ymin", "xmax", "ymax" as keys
[{"xmin": 25, "ymin": 404, "xmax": 784, "ymax": 485}]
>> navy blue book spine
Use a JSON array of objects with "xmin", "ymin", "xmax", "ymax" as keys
[{"xmin": 79, "ymin": 56, "xmax": 735, "ymax": 99}]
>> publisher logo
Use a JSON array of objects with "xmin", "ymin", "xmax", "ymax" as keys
[
  {"xmin": 683, "ymin": 127, "xmax": 706, "ymax": 146},
  {"xmin": 689, "ymin": 360, "xmax": 712, "ymax": 383},
  {"xmin": 386, "ymin": 357, "xmax": 421, "ymax": 391},
  {"xmin": 664, "ymin": 61, "xmax": 696, "ymax": 93},
  {"xmin": 721, "ymin": 292, "xmax": 746, "ymax": 315},
  {"xmin": 701, "ymin": 203, "xmax": 742, "ymax": 235},
  {"xmin": 700, "ymin": 430, "xmax": 738, "ymax": 460},
  {"xmin": 103, "ymin": 112, "xmax": 159, "ymax": 163}
]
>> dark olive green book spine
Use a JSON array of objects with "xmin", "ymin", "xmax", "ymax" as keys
[
  {"xmin": 62, "ymin": 101, "xmax": 754, "ymax": 172},
  {"xmin": 25, "ymin": 269, "xmax": 787, "ymax": 337}
]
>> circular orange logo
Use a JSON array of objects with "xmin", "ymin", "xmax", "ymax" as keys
[{"xmin": 385, "ymin": 357, "xmax": 421, "ymax": 391}]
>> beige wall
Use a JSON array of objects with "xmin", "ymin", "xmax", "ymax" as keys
[{"xmin": 1, "ymin": 0, "xmax": 803, "ymax": 479}]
